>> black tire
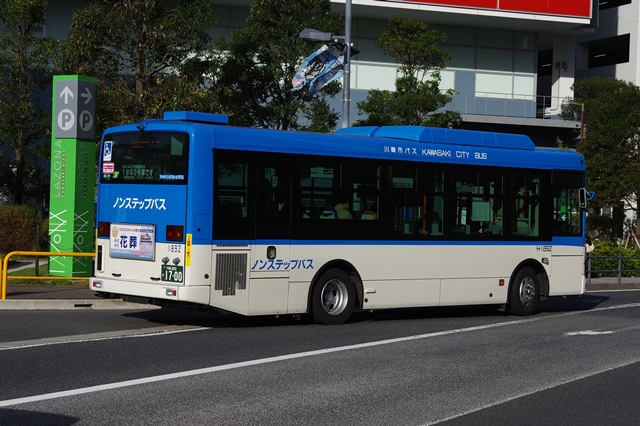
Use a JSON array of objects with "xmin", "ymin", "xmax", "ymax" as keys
[
  {"xmin": 508, "ymin": 267, "xmax": 539, "ymax": 316},
  {"xmin": 311, "ymin": 269, "xmax": 355, "ymax": 325}
]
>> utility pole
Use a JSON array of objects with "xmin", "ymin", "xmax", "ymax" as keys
[{"xmin": 342, "ymin": 0, "xmax": 352, "ymax": 128}]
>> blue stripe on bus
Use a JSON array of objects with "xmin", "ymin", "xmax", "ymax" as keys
[{"xmin": 210, "ymin": 238, "xmax": 584, "ymax": 247}]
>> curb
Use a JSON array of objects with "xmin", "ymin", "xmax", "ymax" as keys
[
  {"xmin": 587, "ymin": 283, "xmax": 640, "ymax": 291},
  {"xmin": 0, "ymin": 299, "xmax": 160, "ymax": 310}
]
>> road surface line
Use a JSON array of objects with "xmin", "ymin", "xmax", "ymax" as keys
[{"xmin": 2, "ymin": 302, "xmax": 640, "ymax": 408}]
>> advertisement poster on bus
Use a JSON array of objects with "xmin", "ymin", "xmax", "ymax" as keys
[{"xmin": 110, "ymin": 224, "xmax": 156, "ymax": 260}]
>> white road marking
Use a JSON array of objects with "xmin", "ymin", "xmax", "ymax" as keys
[
  {"xmin": 1, "ymin": 302, "xmax": 640, "ymax": 409},
  {"xmin": 0, "ymin": 325, "xmax": 207, "ymax": 351},
  {"xmin": 565, "ymin": 330, "xmax": 615, "ymax": 336}
]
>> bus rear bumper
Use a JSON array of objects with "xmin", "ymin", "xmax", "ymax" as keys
[{"xmin": 90, "ymin": 277, "xmax": 211, "ymax": 306}]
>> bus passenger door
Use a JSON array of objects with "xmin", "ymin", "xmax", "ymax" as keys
[
  {"xmin": 250, "ymin": 158, "xmax": 292, "ymax": 315},
  {"xmin": 550, "ymin": 171, "xmax": 586, "ymax": 295}
]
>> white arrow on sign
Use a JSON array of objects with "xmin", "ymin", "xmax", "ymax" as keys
[
  {"xmin": 81, "ymin": 86, "xmax": 93, "ymax": 104},
  {"xmin": 60, "ymin": 86, "xmax": 74, "ymax": 104}
]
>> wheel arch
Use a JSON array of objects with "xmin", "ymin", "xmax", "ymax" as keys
[
  {"xmin": 307, "ymin": 259, "xmax": 363, "ymax": 313},
  {"xmin": 509, "ymin": 258, "xmax": 549, "ymax": 299}
]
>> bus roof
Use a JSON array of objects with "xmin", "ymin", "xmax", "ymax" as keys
[
  {"xmin": 336, "ymin": 126, "xmax": 535, "ymax": 151},
  {"xmin": 106, "ymin": 111, "xmax": 585, "ymax": 172}
]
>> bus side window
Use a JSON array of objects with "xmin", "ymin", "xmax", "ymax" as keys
[
  {"xmin": 452, "ymin": 171, "xmax": 504, "ymax": 238},
  {"xmin": 511, "ymin": 173, "xmax": 540, "ymax": 237},
  {"xmin": 257, "ymin": 161, "xmax": 290, "ymax": 237},
  {"xmin": 417, "ymin": 169, "xmax": 445, "ymax": 237},
  {"xmin": 214, "ymin": 155, "xmax": 249, "ymax": 239},
  {"xmin": 553, "ymin": 187, "xmax": 581, "ymax": 236}
]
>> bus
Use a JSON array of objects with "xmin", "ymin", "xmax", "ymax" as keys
[{"xmin": 90, "ymin": 111, "xmax": 587, "ymax": 325}]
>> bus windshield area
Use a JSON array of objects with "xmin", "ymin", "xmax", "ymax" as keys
[{"xmin": 100, "ymin": 131, "xmax": 189, "ymax": 184}]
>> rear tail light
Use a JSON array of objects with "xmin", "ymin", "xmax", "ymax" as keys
[
  {"xmin": 166, "ymin": 225, "xmax": 184, "ymax": 242},
  {"xmin": 97, "ymin": 221, "xmax": 110, "ymax": 237}
]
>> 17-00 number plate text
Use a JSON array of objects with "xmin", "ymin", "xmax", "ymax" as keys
[{"xmin": 161, "ymin": 264, "xmax": 183, "ymax": 283}]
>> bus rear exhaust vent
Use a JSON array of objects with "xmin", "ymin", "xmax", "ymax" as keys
[{"xmin": 215, "ymin": 253, "xmax": 247, "ymax": 296}]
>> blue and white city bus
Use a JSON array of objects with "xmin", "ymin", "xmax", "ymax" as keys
[{"xmin": 90, "ymin": 111, "xmax": 587, "ymax": 325}]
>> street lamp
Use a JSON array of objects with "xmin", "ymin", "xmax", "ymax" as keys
[{"xmin": 299, "ymin": 0, "xmax": 352, "ymax": 128}]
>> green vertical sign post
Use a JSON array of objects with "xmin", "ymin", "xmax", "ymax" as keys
[{"xmin": 49, "ymin": 75, "xmax": 97, "ymax": 276}]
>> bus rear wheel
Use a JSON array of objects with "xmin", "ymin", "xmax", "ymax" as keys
[
  {"xmin": 311, "ymin": 269, "xmax": 355, "ymax": 325},
  {"xmin": 508, "ymin": 266, "xmax": 539, "ymax": 316}
]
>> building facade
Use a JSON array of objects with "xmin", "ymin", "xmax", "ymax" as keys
[{"xmin": 46, "ymin": 0, "xmax": 638, "ymax": 147}]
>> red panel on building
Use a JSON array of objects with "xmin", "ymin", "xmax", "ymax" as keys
[
  {"xmin": 406, "ymin": 0, "xmax": 497, "ymax": 8},
  {"xmin": 500, "ymin": 0, "xmax": 591, "ymax": 17},
  {"xmin": 404, "ymin": 0, "xmax": 592, "ymax": 18}
]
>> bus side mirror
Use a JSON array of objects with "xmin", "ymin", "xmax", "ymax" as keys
[{"xmin": 579, "ymin": 188, "xmax": 587, "ymax": 209}]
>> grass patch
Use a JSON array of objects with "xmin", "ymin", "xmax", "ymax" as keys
[{"xmin": 6, "ymin": 263, "xmax": 89, "ymax": 287}]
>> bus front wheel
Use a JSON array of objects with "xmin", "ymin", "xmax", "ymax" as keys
[
  {"xmin": 311, "ymin": 269, "xmax": 355, "ymax": 325},
  {"xmin": 508, "ymin": 266, "xmax": 539, "ymax": 316}
]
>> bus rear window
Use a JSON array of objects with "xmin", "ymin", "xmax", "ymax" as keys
[{"xmin": 100, "ymin": 131, "xmax": 189, "ymax": 184}]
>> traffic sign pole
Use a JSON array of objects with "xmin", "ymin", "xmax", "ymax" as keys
[{"xmin": 49, "ymin": 75, "xmax": 97, "ymax": 276}]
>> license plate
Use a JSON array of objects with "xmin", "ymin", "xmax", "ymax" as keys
[{"xmin": 161, "ymin": 265, "xmax": 184, "ymax": 283}]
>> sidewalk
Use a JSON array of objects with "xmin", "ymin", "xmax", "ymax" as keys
[
  {"xmin": 1, "ymin": 260, "xmax": 156, "ymax": 310},
  {"xmin": 6, "ymin": 284, "xmax": 97, "ymax": 300},
  {"xmin": 585, "ymin": 277, "xmax": 640, "ymax": 291},
  {"xmin": 3, "ymin": 259, "xmax": 95, "ymax": 299},
  {"xmin": 0, "ymin": 285, "xmax": 156, "ymax": 310}
]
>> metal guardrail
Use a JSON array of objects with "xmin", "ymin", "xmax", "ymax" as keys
[
  {"xmin": 585, "ymin": 253, "xmax": 640, "ymax": 286},
  {"xmin": 0, "ymin": 251, "xmax": 94, "ymax": 300}
]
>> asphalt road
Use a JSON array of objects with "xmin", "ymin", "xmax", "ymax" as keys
[{"xmin": 1, "ymin": 291, "xmax": 639, "ymax": 425}]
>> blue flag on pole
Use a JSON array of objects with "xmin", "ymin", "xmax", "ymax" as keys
[
  {"xmin": 308, "ymin": 55, "xmax": 344, "ymax": 96},
  {"xmin": 292, "ymin": 43, "xmax": 344, "ymax": 95}
]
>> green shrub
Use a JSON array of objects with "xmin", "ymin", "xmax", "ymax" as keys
[
  {"xmin": 590, "ymin": 241, "xmax": 640, "ymax": 277},
  {"xmin": 0, "ymin": 205, "xmax": 39, "ymax": 254},
  {"xmin": 39, "ymin": 217, "xmax": 49, "ymax": 250}
]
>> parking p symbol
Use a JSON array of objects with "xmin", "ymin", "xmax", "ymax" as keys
[
  {"xmin": 58, "ymin": 109, "xmax": 75, "ymax": 131},
  {"xmin": 79, "ymin": 110, "xmax": 93, "ymax": 132}
]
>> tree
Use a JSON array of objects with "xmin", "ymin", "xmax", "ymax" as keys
[
  {"xmin": 353, "ymin": 16, "xmax": 460, "ymax": 128},
  {"xmin": 214, "ymin": 0, "xmax": 343, "ymax": 132},
  {"xmin": 58, "ymin": 0, "xmax": 219, "ymax": 135},
  {"xmin": 563, "ymin": 76, "xmax": 640, "ymax": 241},
  {"xmin": 0, "ymin": 0, "xmax": 58, "ymax": 205}
]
